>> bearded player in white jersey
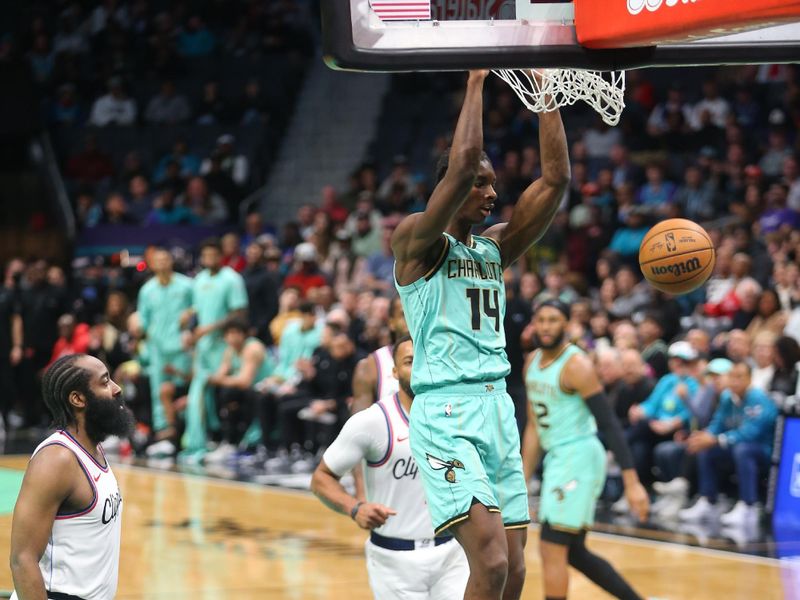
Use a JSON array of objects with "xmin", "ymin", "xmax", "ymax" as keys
[
  {"xmin": 10, "ymin": 354, "xmax": 134, "ymax": 600},
  {"xmin": 312, "ymin": 336, "xmax": 469, "ymax": 599}
]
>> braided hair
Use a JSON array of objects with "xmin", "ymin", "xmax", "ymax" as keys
[{"xmin": 41, "ymin": 354, "xmax": 92, "ymax": 429}]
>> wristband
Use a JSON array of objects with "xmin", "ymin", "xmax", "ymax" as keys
[{"xmin": 350, "ymin": 501, "xmax": 364, "ymax": 520}]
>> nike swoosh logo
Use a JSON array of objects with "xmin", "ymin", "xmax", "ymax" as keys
[
  {"xmin": 93, "ymin": 473, "xmax": 101, "ymax": 482},
  {"xmin": 397, "ymin": 436, "xmax": 409, "ymax": 442}
]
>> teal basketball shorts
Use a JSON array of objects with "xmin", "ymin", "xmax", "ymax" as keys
[
  {"xmin": 539, "ymin": 436, "xmax": 607, "ymax": 533},
  {"xmin": 408, "ymin": 380, "xmax": 530, "ymax": 535}
]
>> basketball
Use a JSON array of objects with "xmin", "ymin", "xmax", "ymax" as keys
[{"xmin": 638, "ymin": 219, "xmax": 716, "ymax": 295}]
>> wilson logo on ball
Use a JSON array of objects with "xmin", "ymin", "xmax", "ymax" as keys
[{"xmin": 650, "ymin": 257, "xmax": 702, "ymax": 277}]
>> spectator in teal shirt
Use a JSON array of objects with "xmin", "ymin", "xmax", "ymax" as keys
[
  {"xmin": 626, "ymin": 341, "xmax": 699, "ymax": 485},
  {"xmin": 679, "ymin": 362, "xmax": 778, "ymax": 526}
]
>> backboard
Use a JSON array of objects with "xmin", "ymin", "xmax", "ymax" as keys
[{"xmin": 322, "ymin": 0, "xmax": 800, "ymax": 72}]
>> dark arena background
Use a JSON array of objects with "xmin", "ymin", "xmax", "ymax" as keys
[{"xmin": 1, "ymin": 0, "xmax": 800, "ymax": 598}]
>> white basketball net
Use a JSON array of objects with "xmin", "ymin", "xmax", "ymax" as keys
[{"xmin": 493, "ymin": 68, "xmax": 626, "ymax": 127}]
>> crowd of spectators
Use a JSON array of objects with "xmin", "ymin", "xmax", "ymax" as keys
[
  {"xmin": 16, "ymin": 0, "xmax": 316, "ymax": 228},
  {"xmin": 2, "ymin": 4, "xmax": 800, "ymax": 533}
]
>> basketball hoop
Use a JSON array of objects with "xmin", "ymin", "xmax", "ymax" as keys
[{"xmin": 493, "ymin": 68, "xmax": 626, "ymax": 127}]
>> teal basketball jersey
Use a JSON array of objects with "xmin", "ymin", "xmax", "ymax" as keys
[
  {"xmin": 526, "ymin": 344, "xmax": 597, "ymax": 451},
  {"xmin": 396, "ymin": 233, "xmax": 510, "ymax": 395}
]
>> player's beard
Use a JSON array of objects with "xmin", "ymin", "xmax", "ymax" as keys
[
  {"xmin": 398, "ymin": 376, "xmax": 415, "ymax": 400},
  {"xmin": 84, "ymin": 389, "xmax": 135, "ymax": 444},
  {"xmin": 533, "ymin": 329, "xmax": 565, "ymax": 350}
]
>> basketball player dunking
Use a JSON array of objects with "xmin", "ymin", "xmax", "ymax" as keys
[
  {"xmin": 392, "ymin": 69, "xmax": 569, "ymax": 599},
  {"xmin": 523, "ymin": 301, "xmax": 649, "ymax": 600},
  {"xmin": 311, "ymin": 337, "xmax": 469, "ymax": 599},
  {"xmin": 10, "ymin": 354, "xmax": 134, "ymax": 600}
]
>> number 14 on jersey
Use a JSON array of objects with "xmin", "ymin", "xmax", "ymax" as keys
[{"xmin": 466, "ymin": 288, "xmax": 500, "ymax": 333}]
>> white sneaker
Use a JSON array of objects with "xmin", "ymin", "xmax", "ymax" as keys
[
  {"xmin": 720, "ymin": 501, "xmax": 761, "ymax": 527},
  {"xmin": 653, "ymin": 477, "xmax": 689, "ymax": 497},
  {"xmin": 146, "ymin": 439, "xmax": 176, "ymax": 457},
  {"xmin": 678, "ymin": 497, "xmax": 721, "ymax": 522},
  {"xmin": 203, "ymin": 442, "xmax": 237, "ymax": 464},
  {"xmin": 650, "ymin": 494, "xmax": 673, "ymax": 514},
  {"xmin": 657, "ymin": 496, "xmax": 686, "ymax": 520},
  {"xmin": 611, "ymin": 496, "xmax": 630, "ymax": 514}
]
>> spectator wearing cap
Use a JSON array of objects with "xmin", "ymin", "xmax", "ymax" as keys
[
  {"xmin": 88, "ymin": 76, "xmax": 137, "ymax": 127},
  {"xmin": 638, "ymin": 312, "xmax": 669, "ymax": 379},
  {"xmin": 680, "ymin": 362, "xmax": 778, "ymax": 526},
  {"xmin": 200, "ymin": 135, "xmax": 249, "ymax": 188},
  {"xmin": 145, "ymin": 80, "xmax": 191, "ymax": 125},
  {"xmin": 283, "ymin": 243, "xmax": 328, "ymax": 298},
  {"xmin": 650, "ymin": 358, "xmax": 734, "ymax": 519},
  {"xmin": 626, "ymin": 341, "xmax": 699, "ymax": 486}
]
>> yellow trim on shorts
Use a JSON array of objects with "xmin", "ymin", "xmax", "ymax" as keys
[
  {"xmin": 504, "ymin": 520, "xmax": 531, "ymax": 530},
  {"xmin": 434, "ymin": 513, "xmax": 471, "ymax": 536}
]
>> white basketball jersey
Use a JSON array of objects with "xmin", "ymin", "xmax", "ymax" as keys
[
  {"xmin": 373, "ymin": 345, "xmax": 399, "ymax": 402},
  {"xmin": 365, "ymin": 395, "xmax": 434, "ymax": 540},
  {"xmin": 16, "ymin": 431, "xmax": 123, "ymax": 600}
]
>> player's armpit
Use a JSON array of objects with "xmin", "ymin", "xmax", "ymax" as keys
[{"xmin": 10, "ymin": 446, "xmax": 79, "ymax": 599}]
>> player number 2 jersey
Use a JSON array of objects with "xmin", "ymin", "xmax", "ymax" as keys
[
  {"xmin": 396, "ymin": 233, "xmax": 510, "ymax": 394},
  {"xmin": 526, "ymin": 344, "xmax": 597, "ymax": 451}
]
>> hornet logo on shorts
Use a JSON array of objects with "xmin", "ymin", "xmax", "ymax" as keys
[
  {"xmin": 553, "ymin": 479, "xmax": 578, "ymax": 502},
  {"xmin": 426, "ymin": 453, "xmax": 465, "ymax": 484}
]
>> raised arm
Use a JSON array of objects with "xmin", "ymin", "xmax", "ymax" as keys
[
  {"xmin": 484, "ymin": 103, "xmax": 570, "ymax": 268},
  {"xmin": 392, "ymin": 70, "xmax": 487, "ymax": 284}
]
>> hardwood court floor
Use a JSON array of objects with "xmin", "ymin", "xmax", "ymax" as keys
[{"xmin": 0, "ymin": 456, "xmax": 796, "ymax": 599}]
